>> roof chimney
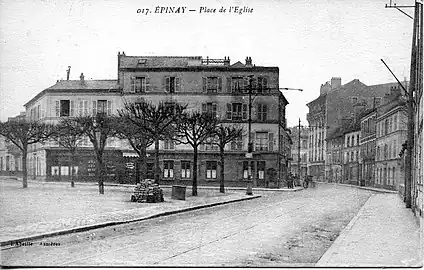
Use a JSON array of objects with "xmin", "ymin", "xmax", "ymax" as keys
[
  {"xmin": 80, "ymin": 73, "xmax": 85, "ymax": 82},
  {"xmin": 245, "ymin": 56, "xmax": 253, "ymax": 67},
  {"xmin": 66, "ymin": 66, "xmax": 71, "ymax": 80}
]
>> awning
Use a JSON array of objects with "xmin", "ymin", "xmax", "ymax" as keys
[{"xmin": 122, "ymin": 152, "xmax": 138, "ymax": 158}]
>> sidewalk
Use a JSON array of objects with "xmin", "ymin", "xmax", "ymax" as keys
[
  {"xmin": 0, "ymin": 179, "xmax": 261, "ymax": 246},
  {"xmin": 312, "ymin": 181, "xmax": 398, "ymax": 194},
  {"xmin": 316, "ymin": 193, "xmax": 422, "ymax": 267}
]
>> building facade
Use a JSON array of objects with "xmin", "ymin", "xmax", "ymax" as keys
[
  {"xmin": 375, "ymin": 87, "xmax": 407, "ymax": 191},
  {"xmin": 22, "ymin": 54, "xmax": 291, "ymax": 188},
  {"xmin": 325, "ymin": 127, "xmax": 344, "ymax": 183},
  {"xmin": 342, "ymin": 126, "xmax": 361, "ymax": 185},
  {"xmin": 359, "ymin": 108, "xmax": 377, "ymax": 187}
]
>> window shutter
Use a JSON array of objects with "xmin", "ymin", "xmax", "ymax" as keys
[
  {"xmin": 79, "ymin": 101, "xmax": 83, "ymax": 116},
  {"xmin": 107, "ymin": 101, "xmax": 112, "ymax": 116},
  {"xmin": 242, "ymin": 104, "xmax": 248, "ymax": 120},
  {"xmin": 92, "ymin": 100, "xmax": 97, "ymax": 116},
  {"xmin": 227, "ymin": 77, "xmax": 232, "ymax": 92},
  {"xmin": 84, "ymin": 100, "xmax": 88, "ymax": 116},
  {"xmin": 217, "ymin": 77, "xmax": 222, "ymax": 92},
  {"xmin": 226, "ymin": 103, "xmax": 232, "ymax": 120},
  {"xmin": 55, "ymin": 101, "xmax": 60, "ymax": 117},
  {"xmin": 263, "ymin": 104, "xmax": 268, "ymax": 121},
  {"xmin": 251, "ymin": 132, "xmax": 255, "ymax": 150},
  {"xmin": 145, "ymin": 77, "xmax": 150, "ymax": 92},
  {"xmin": 130, "ymin": 77, "xmax": 135, "ymax": 93},
  {"xmin": 202, "ymin": 77, "xmax": 207, "ymax": 92},
  {"xmin": 70, "ymin": 100, "xmax": 75, "ymax": 116},
  {"xmin": 202, "ymin": 103, "xmax": 207, "ymax": 113},
  {"xmin": 165, "ymin": 77, "xmax": 170, "ymax": 92},
  {"xmin": 269, "ymin": 133, "xmax": 274, "ymax": 151},
  {"xmin": 243, "ymin": 77, "xmax": 249, "ymax": 93},
  {"xmin": 176, "ymin": 77, "xmax": 181, "ymax": 92}
]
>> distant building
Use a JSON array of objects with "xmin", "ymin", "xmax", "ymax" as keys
[
  {"xmin": 325, "ymin": 127, "xmax": 344, "ymax": 183},
  {"xmin": 342, "ymin": 121, "xmax": 361, "ymax": 185},
  {"xmin": 306, "ymin": 77, "xmax": 405, "ymax": 182},
  {"xmin": 359, "ymin": 108, "xmax": 377, "ymax": 187},
  {"xmin": 289, "ymin": 126, "xmax": 308, "ymax": 179},
  {"xmin": 22, "ymin": 54, "xmax": 291, "ymax": 188},
  {"xmin": 375, "ymin": 86, "xmax": 407, "ymax": 191}
]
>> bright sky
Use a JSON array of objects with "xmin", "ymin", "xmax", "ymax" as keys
[{"xmin": 0, "ymin": 0, "xmax": 414, "ymax": 127}]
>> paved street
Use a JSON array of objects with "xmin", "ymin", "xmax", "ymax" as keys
[{"xmin": 2, "ymin": 184, "xmax": 374, "ymax": 267}]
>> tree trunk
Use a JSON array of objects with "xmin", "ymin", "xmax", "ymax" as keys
[
  {"xmin": 139, "ymin": 144, "xmax": 147, "ymax": 182},
  {"xmin": 154, "ymin": 139, "xmax": 160, "ymax": 184},
  {"xmin": 219, "ymin": 146, "xmax": 225, "ymax": 193},
  {"xmin": 192, "ymin": 146, "xmax": 198, "ymax": 196},
  {"xmin": 96, "ymin": 154, "xmax": 104, "ymax": 194},
  {"xmin": 70, "ymin": 151, "xmax": 75, "ymax": 188},
  {"xmin": 22, "ymin": 148, "xmax": 28, "ymax": 188}
]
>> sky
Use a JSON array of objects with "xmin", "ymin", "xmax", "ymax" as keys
[{"xmin": 0, "ymin": 0, "xmax": 414, "ymax": 127}]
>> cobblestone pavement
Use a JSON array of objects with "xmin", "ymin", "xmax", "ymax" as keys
[
  {"xmin": 0, "ymin": 179, "xmax": 253, "ymax": 243},
  {"xmin": 2, "ymin": 184, "xmax": 379, "ymax": 267},
  {"xmin": 316, "ymin": 193, "xmax": 422, "ymax": 267}
]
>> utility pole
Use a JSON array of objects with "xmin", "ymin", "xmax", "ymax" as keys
[
  {"xmin": 298, "ymin": 118, "xmax": 301, "ymax": 180},
  {"xmin": 66, "ymin": 66, "xmax": 71, "ymax": 80},
  {"xmin": 246, "ymin": 75, "xmax": 254, "ymax": 195}
]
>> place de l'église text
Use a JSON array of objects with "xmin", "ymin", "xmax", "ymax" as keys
[{"xmin": 137, "ymin": 6, "xmax": 254, "ymax": 15}]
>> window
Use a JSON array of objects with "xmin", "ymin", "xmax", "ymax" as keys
[
  {"xmin": 347, "ymin": 136, "xmax": 350, "ymax": 147},
  {"xmin": 256, "ymin": 76, "xmax": 268, "ymax": 93},
  {"xmin": 93, "ymin": 100, "xmax": 112, "ymax": 116},
  {"xmin": 257, "ymin": 104, "xmax": 268, "ymax": 121},
  {"xmin": 231, "ymin": 77, "xmax": 244, "ymax": 93},
  {"xmin": 257, "ymin": 161, "xmax": 265, "ymax": 179},
  {"xmin": 347, "ymin": 152, "xmax": 350, "ymax": 163},
  {"xmin": 242, "ymin": 161, "xmax": 253, "ymax": 179},
  {"xmin": 394, "ymin": 114, "xmax": 398, "ymax": 130},
  {"xmin": 226, "ymin": 103, "xmax": 247, "ymax": 120},
  {"xmin": 132, "ymin": 77, "xmax": 146, "ymax": 93},
  {"xmin": 163, "ymin": 160, "xmax": 174, "ymax": 178},
  {"xmin": 255, "ymin": 132, "xmax": 269, "ymax": 151},
  {"xmin": 392, "ymin": 167, "xmax": 396, "ymax": 185},
  {"xmin": 206, "ymin": 161, "xmax": 217, "ymax": 179},
  {"xmin": 59, "ymin": 100, "xmax": 70, "ymax": 117},
  {"xmin": 204, "ymin": 139, "xmax": 218, "ymax": 151},
  {"xmin": 79, "ymin": 100, "xmax": 89, "ymax": 116},
  {"xmin": 230, "ymin": 135, "xmax": 243, "ymax": 150},
  {"xmin": 351, "ymin": 151, "xmax": 354, "ymax": 161},
  {"xmin": 384, "ymin": 119, "xmax": 389, "ymax": 135},
  {"xmin": 181, "ymin": 161, "xmax": 191, "ymax": 179},
  {"xmin": 389, "ymin": 118, "xmax": 393, "ymax": 133},
  {"xmin": 202, "ymin": 102, "xmax": 217, "ymax": 116},
  {"xmin": 384, "ymin": 144, "xmax": 388, "ymax": 159},
  {"xmin": 393, "ymin": 140, "xmax": 397, "ymax": 157},
  {"xmin": 203, "ymin": 77, "xmax": 222, "ymax": 93},
  {"xmin": 163, "ymin": 139, "xmax": 175, "ymax": 150},
  {"xmin": 357, "ymin": 134, "xmax": 359, "ymax": 145},
  {"xmin": 165, "ymin": 77, "xmax": 180, "ymax": 93}
]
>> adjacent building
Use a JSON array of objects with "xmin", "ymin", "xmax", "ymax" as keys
[
  {"xmin": 22, "ymin": 54, "xmax": 291, "ymax": 188},
  {"xmin": 325, "ymin": 127, "xmax": 344, "ymax": 183},
  {"xmin": 342, "ymin": 122, "xmax": 361, "ymax": 185},
  {"xmin": 0, "ymin": 112, "xmax": 25, "ymax": 177},
  {"xmin": 359, "ymin": 108, "xmax": 377, "ymax": 187},
  {"xmin": 375, "ymin": 86, "xmax": 407, "ymax": 191}
]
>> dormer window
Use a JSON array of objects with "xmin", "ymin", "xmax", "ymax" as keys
[{"xmin": 137, "ymin": 59, "xmax": 147, "ymax": 65}]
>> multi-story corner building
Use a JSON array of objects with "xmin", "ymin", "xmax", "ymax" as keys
[
  {"xmin": 325, "ymin": 127, "xmax": 344, "ymax": 183},
  {"xmin": 342, "ymin": 123, "xmax": 361, "ymax": 185},
  {"xmin": 289, "ymin": 126, "xmax": 308, "ymax": 179},
  {"xmin": 307, "ymin": 77, "xmax": 406, "ymax": 182},
  {"xmin": 359, "ymin": 108, "xmax": 377, "ymax": 187},
  {"xmin": 22, "ymin": 54, "xmax": 291, "ymax": 188},
  {"xmin": 375, "ymin": 87, "xmax": 407, "ymax": 191},
  {"xmin": 413, "ymin": 71, "xmax": 423, "ymax": 221}
]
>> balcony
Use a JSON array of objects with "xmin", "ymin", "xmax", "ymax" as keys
[{"xmin": 202, "ymin": 57, "xmax": 230, "ymax": 66}]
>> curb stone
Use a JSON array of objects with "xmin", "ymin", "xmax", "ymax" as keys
[
  {"xmin": 312, "ymin": 181, "xmax": 397, "ymax": 194},
  {"xmin": 0, "ymin": 194, "xmax": 261, "ymax": 247}
]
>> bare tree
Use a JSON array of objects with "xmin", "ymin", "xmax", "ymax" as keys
[
  {"xmin": 51, "ymin": 118, "xmax": 85, "ymax": 187},
  {"xmin": 0, "ymin": 119, "xmax": 55, "ymax": 188},
  {"xmin": 115, "ymin": 115, "xmax": 154, "ymax": 183},
  {"xmin": 74, "ymin": 114, "xmax": 118, "ymax": 194},
  {"xmin": 175, "ymin": 111, "xmax": 218, "ymax": 196},
  {"xmin": 213, "ymin": 125, "xmax": 244, "ymax": 193},
  {"xmin": 119, "ymin": 101, "xmax": 186, "ymax": 184}
]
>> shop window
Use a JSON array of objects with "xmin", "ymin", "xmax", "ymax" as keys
[
  {"xmin": 163, "ymin": 160, "xmax": 174, "ymax": 178},
  {"xmin": 206, "ymin": 161, "xmax": 217, "ymax": 179},
  {"xmin": 181, "ymin": 161, "xmax": 191, "ymax": 179}
]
